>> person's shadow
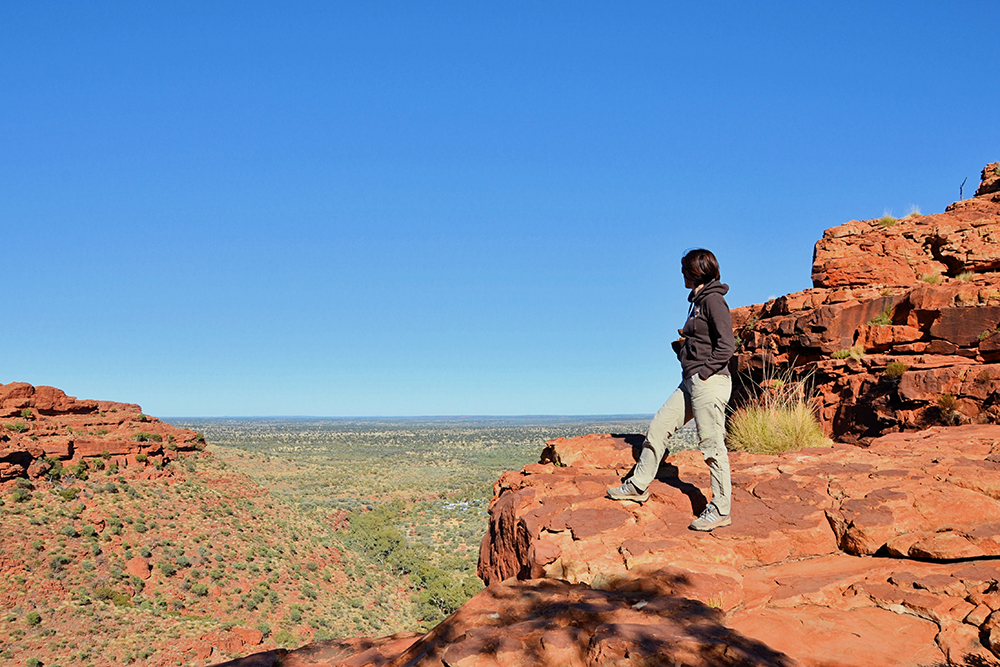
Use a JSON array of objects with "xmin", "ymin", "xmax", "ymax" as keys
[{"xmin": 612, "ymin": 434, "xmax": 708, "ymax": 514}]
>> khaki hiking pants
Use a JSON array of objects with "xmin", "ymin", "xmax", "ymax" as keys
[{"xmin": 630, "ymin": 373, "xmax": 733, "ymax": 515}]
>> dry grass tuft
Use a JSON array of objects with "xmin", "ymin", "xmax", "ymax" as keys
[{"xmin": 727, "ymin": 371, "xmax": 830, "ymax": 455}]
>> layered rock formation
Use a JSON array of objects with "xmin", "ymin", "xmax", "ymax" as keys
[
  {"xmin": 733, "ymin": 163, "xmax": 1000, "ymax": 442},
  {"xmin": 0, "ymin": 381, "xmax": 204, "ymax": 482},
  {"xmin": 224, "ymin": 426, "xmax": 1000, "ymax": 667},
  {"xmin": 212, "ymin": 164, "xmax": 1000, "ymax": 666}
]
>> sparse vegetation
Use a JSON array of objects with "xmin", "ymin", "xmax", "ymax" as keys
[
  {"xmin": 918, "ymin": 273, "xmax": 942, "ymax": 284},
  {"xmin": 4, "ymin": 421, "xmax": 29, "ymax": 433},
  {"xmin": 957, "ymin": 271, "xmax": 976, "ymax": 281},
  {"xmin": 884, "ymin": 361, "xmax": 910, "ymax": 381},
  {"xmin": 131, "ymin": 432, "xmax": 162, "ymax": 443},
  {"xmin": 979, "ymin": 328, "xmax": 999, "ymax": 342},
  {"xmin": 877, "ymin": 215, "xmax": 898, "ymax": 228},
  {"xmin": 830, "ymin": 344, "xmax": 865, "ymax": 361},
  {"xmin": 868, "ymin": 305, "xmax": 893, "ymax": 326},
  {"xmin": 904, "ymin": 205, "xmax": 921, "ymax": 218},
  {"xmin": 727, "ymin": 372, "xmax": 829, "ymax": 454}
]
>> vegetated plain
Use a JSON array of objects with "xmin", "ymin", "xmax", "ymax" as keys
[
  {"xmin": 1, "ymin": 416, "xmax": 686, "ymax": 666},
  {"xmin": 167, "ymin": 418, "xmax": 669, "ymax": 628}
]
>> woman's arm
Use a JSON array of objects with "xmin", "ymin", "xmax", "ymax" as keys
[{"xmin": 699, "ymin": 294, "xmax": 736, "ymax": 379}]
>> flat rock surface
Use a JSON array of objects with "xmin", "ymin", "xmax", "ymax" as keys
[{"xmin": 225, "ymin": 425, "xmax": 1000, "ymax": 667}]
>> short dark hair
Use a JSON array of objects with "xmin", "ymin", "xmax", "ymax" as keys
[{"xmin": 681, "ymin": 249, "xmax": 720, "ymax": 286}]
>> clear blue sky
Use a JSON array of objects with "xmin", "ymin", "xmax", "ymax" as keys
[{"xmin": 3, "ymin": 2, "xmax": 998, "ymax": 416}]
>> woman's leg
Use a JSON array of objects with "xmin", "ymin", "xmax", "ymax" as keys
[
  {"xmin": 688, "ymin": 374, "xmax": 733, "ymax": 515},
  {"xmin": 628, "ymin": 385, "xmax": 692, "ymax": 491}
]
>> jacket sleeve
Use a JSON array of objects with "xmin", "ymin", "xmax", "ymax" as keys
[{"xmin": 698, "ymin": 294, "xmax": 736, "ymax": 380}]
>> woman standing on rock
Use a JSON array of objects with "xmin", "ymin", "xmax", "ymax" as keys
[{"xmin": 607, "ymin": 248, "xmax": 736, "ymax": 532}]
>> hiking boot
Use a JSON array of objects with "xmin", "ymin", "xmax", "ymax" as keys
[
  {"xmin": 689, "ymin": 503, "xmax": 731, "ymax": 531},
  {"xmin": 606, "ymin": 479, "xmax": 649, "ymax": 502}
]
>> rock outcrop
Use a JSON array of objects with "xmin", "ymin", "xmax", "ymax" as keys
[
  {"xmin": 0, "ymin": 381, "xmax": 204, "ymax": 482},
  {"xmin": 733, "ymin": 163, "xmax": 1000, "ymax": 442},
  {"xmin": 215, "ymin": 166, "xmax": 1000, "ymax": 666},
  {"xmin": 224, "ymin": 426, "xmax": 1000, "ymax": 667}
]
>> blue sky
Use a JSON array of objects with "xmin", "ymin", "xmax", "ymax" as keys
[{"xmin": 3, "ymin": 2, "xmax": 998, "ymax": 417}]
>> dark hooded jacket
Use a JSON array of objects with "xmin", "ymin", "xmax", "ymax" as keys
[{"xmin": 677, "ymin": 279, "xmax": 735, "ymax": 380}]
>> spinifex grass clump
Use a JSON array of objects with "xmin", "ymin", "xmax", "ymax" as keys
[{"xmin": 727, "ymin": 371, "xmax": 830, "ymax": 455}]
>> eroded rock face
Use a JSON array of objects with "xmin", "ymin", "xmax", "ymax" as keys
[
  {"xmin": 735, "ymin": 163, "xmax": 1000, "ymax": 442},
  {"xmin": 0, "ymin": 381, "xmax": 204, "ymax": 482},
  {"xmin": 225, "ymin": 426, "xmax": 1000, "ymax": 667}
]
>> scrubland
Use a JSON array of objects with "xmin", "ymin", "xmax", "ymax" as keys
[{"xmin": 1, "ymin": 416, "xmax": 654, "ymax": 666}]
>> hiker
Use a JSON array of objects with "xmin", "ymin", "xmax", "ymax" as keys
[{"xmin": 607, "ymin": 248, "xmax": 736, "ymax": 531}]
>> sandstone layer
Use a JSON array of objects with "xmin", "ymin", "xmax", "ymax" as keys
[
  {"xmin": 0, "ymin": 381, "xmax": 204, "ymax": 482},
  {"xmin": 223, "ymin": 425, "xmax": 1000, "ymax": 667},
  {"xmin": 733, "ymin": 163, "xmax": 1000, "ymax": 442}
]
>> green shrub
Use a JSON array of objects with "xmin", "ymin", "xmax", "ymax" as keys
[
  {"xmin": 131, "ymin": 433, "xmax": 162, "ymax": 443},
  {"xmin": 727, "ymin": 372, "xmax": 830, "ymax": 454},
  {"xmin": 19, "ymin": 409, "xmax": 32, "ymax": 419},
  {"xmin": 3, "ymin": 421, "xmax": 29, "ymax": 433},
  {"xmin": 11, "ymin": 488, "xmax": 31, "ymax": 503},
  {"xmin": 868, "ymin": 306, "xmax": 893, "ymax": 326},
  {"xmin": 58, "ymin": 488, "xmax": 79, "ymax": 502},
  {"xmin": 158, "ymin": 561, "xmax": 177, "ymax": 577},
  {"xmin": 274, "ymin": 630, "xmax": 296, "ymax": 646},
  {"xmin": 25, "ymin": 612, "xmax": 41, "ymax": 626},
  {"xmin": 882, "ymin": 361, "xmax": 909, "ymax": 387},
  {"xmin": 256, "ymin": 622, "xmax": 271, "ymax": 638},
  {"xmin": 190, "ymin": 582, "xmax": 208, "ymax": 596},
  {"xmin": 60, "ymin": 524, "xmax": 79, "ymax": 538},
  {"xmin": 94, "ymin": 429, "xmax": 108, "ymax": 436},
  {"xmin": 135, "ymin": 453, "xmax": 148, "ymax": 462},
  {"xmin": 884, "ymin": 361, "xmax": 909, "ymax": 379}
]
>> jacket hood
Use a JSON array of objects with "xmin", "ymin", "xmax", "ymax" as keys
[{"xmin": 688, "ymin": 279, "xmax": 729, "ymax": 304}]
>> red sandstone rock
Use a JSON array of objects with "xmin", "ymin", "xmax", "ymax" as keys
[
  {"xmin": 125, "ymin": 556, "xmax": 151, "ymax": 580},
  {"xmin": 735, "ymin": 166, "xmax": 1000, "ymax": 442},
  {"xmin": 0, "ymin": 381, "xmax": 204, "ymax": 483},
  {"xmin": 226, "ymin": 425, "xmax": 1000, "ymax": 667}
]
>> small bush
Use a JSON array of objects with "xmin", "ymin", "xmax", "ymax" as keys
[
  {"xmin": 869, "ymin": 306, "xmax": 893, "ymax": 326},
  {"xmin": 11, "ymin": 488, "xmax": 31, "ymax": 503},
  {"xmin": 19, "ymin": 409, "xmax": 32, "ymax": 419},
  {"xmin": 58, "ymin": 488, "xmax": 79, "ymax": 502},
  {"xmin": 919, "ymin": 273, "xmax": 942, "ymax": 284},
  {"xmin": 25, "ymin": 612, "xmax": 41, "ymax": 626},
  {"xmin": 957, "ymin": 271, "xmax": 976, "ymax": 282},
  {"xmin": 938, "ymin": 393, "xmax": 958, "ymax": 411},
  {"xmin": 60, "ymin": 524, "xmax": 79, "ymax": 538},
  {"xmin": 727, "ymin": 371, "xmax": 829, "ymax": 454},
  {"xmin": 190, "ymin": 583, "xmax": 208, "ymax": 596},
  {"xmin": 131, "ymin": 433, "xmax": 162, "ymax": 443},
  {"xmin": 27, "ymin": 658, "xmax": 42, "ymax": 667},
  {"xmin": 884, "ymin": 361, "xmax": 909, "ymax": 380},
  {"xmin": 94, "ymin": 429, "xmax": 108, "ymax": 436},
  {"xmin": 135, "ymin": 453, "xmax": 148, "ymax": 463},
  {"xmin": 977, "ymin": 368, "xmax": 994, "ymax": 383},
  {"xmin": 3, "ymin": 421, "xmax": 29, "ymax": 433},
  {"xmin": 877, "ymin": 215, "xmax": 898, "ymax": 228}
]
